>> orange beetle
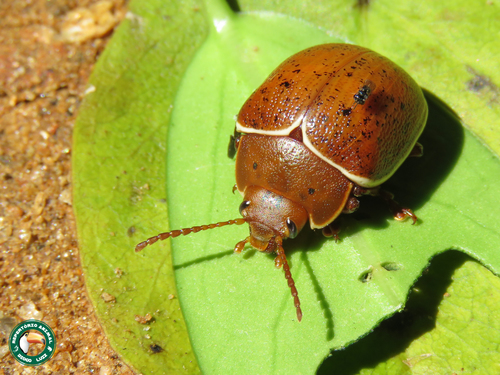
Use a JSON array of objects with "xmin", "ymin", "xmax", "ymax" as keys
[{"xmin": 136, "ymin": 44, "xmax": 428, "ymax": 321}]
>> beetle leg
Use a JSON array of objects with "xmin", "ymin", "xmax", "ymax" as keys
[
  {"xmin": 352, "ymin": 185, "xmax": 417, "ymax": 224},
  {"xmin": 378, "ymin": 190, "xmax": 418, "ymax": 224},
  {"xmin": 322, "ymin": 220, "xmax": 342, "ymax": 242},
  {"xmin": 234, "ymin": 236, "xmax": 250, "ymax": 253},
  {"xmin": 323, "ymin": 193, "xmax": 360, "ymax": 242},
  {"xmin": 342, "ymin": 196, "xmax": 360, "ymax": 214},
  {"xmin": 227, "ymin": 128, "xmax": 242, "ymax": 158},
  {"xmin": 321, "ymin": 192, "xmax": 361, "ymax": 242},
  {"xmin": 408, "ymin": 142, "xmax": 423, "ymax": 158},
  {"xmin": 353, "ymin": 185, "xmax": 380, "ymax": 197}
]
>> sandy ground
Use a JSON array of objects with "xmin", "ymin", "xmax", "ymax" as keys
[{"xmin": 0, "ymin": 1, "xmax": 137, "ymax": 373}]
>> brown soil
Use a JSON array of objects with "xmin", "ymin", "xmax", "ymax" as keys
[{"xmin": 0, "ymin": 1, "xmax": 137, "ymax": 373}]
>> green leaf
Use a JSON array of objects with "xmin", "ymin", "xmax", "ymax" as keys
[
  {"xmin": 73, "ymin": 1, "xmax": 206, "ymax": 373},
  {"xmin": 318, "ymin": 251, "xmax": 500, "ymax": 374},
  {"xmin": 166, "ymin": 4, "xmax": 500, "ymax": 374},
  {"xmin": 73, "ymin": 0, "xmax": 500, "ymax": 374}
]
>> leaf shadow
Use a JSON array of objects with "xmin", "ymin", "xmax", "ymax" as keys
[
  {"xmin": 173, "ymin": 249, "xmax": 235, "ymax": 270},
  {"xmin": 384, "ymin": 89, "xmax": 464, "ymax": 211},
  {"xmin": 301, "ymin": 250, "xmax": 335, "ymax": 340},
  {"xmin": 316, "ymin": 250, "xmax": 471, "ymax": 374},
  {"xmin": 282, "ymin": 90, "xmax": 465, "ymax": 341},
  {"xmin": 353, "ymin": 89, "xmax": 464, "ymax": 233}
]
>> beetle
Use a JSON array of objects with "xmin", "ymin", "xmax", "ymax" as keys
[{"xmin": 136, "ymin": 43, "xmax": 428, "ymax": 322}]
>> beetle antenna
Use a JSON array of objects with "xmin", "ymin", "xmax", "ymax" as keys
[
  {"xmin": 275, "ymin": 236, "xmax": 302, "ymax": 322},
  {"xmin": 135, "ymin": 218, "xmax": 247, "ymax": 252}
]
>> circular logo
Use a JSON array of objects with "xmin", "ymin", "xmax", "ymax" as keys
[{"xmin": 8, "ymin": 319, "xmax": 56, "ymax": 366}]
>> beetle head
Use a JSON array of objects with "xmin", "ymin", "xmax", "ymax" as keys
[
  {"xmin": 238, "ymin": 185, "xmax": 308, "ymax": 253},
  {"xmin": 135, "ymin": 184, "xmax": 306, "ymax": 321}
]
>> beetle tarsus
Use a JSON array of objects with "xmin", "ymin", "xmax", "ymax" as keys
[
  {"xmin": 234, "ymin": 237, "xmax": 250, "ymax": 253},
  {"xmin": 395, "ymin": 208, "xmax": 418, "ymax": 225},
  {"xmin": 351, "ymin": 186, "xmax": 418, "ymax": 225},
  {"xmin": 322, "ymin": 220, "xmax": 341, "ymax": 242},
  {"xmin": 379, "ymin": 190, "xmax": 418, "ymax": 224}
]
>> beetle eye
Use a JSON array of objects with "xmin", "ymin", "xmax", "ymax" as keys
[
  {"xmin": 239, "ymin": 201, "xmax": 251, "ymax": 215},
  {"xmin": 286, "ymin": 218, "xmax": 298, "ymax": 239}
]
